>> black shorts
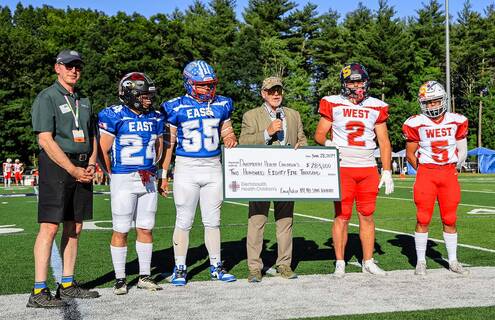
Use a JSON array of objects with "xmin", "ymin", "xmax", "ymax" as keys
[
  {"xmin": 38, "ymin": 150, "xmax": 93, "ymax": 223},
  {"xmin": 248, "ymin": 201, "xmax": 294, "ymax": 220}
]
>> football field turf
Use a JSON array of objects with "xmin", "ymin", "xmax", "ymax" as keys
[{"xmin": 0, "ymin": 174, "xmax": 494, "ymax": 319}]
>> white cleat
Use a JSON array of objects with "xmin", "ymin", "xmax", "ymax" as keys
[
  {"xmin": 449, "ymin": 260, "xmax": 470, "ymax": 275},
  {"xmin": 333, "ymin": 261, "xmax": 346, "ymax": 278},
  {"xmin": 362, "ymin": 259, "xmax": 386, "ymax": 275},
  {"xmin": 113, "ymin": 278, "xmax": 128, "ymax": 295},
  {"xmin": 415, "ymin": 261, "xmax": 427, "ymax": 276},
  {"xmin": 137, "ymin": 276, "xmax": 163, "ymax": 291}
]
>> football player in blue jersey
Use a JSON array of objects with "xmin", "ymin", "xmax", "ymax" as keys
[
  {"xmin": 98, "ymin": 72, "xmax": 164, "ymax": 294},
  {"xmin": 159, "ymin": 60, "xmax": 237, "ymax": 286}
]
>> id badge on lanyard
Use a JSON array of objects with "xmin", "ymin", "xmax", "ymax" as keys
[{"xmin": 64, "ymin": 95, "xmax": 85, "ymax": 143}]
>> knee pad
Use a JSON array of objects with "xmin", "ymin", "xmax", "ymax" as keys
[
  {"xmin": 441, "ymin": 210, "xmax": 457, "ymax": 226},
  {"xmin": 334, "ymin": 201, "xmax": 352, "ymax": 220},
  {"xmin": 136, "ymin": 212, "xmax": 156, "ymax": 230},
  {"xmin": 202, "ymin": 213, "xmax": 220, "ymax": 228},
  {"xmin": 356, "ymin": 201, "xmax": 376, "ymax": 217},
  {"xmin": 175, "ymin": 210, "xmax": 194, "ymax": 231},
  {"xmin": 175, "ymin": 217, "xmax": 194, "ymax": 231},
  {"xmin": 416, "ymin": 210, "xmax": 433, "ymax": 226},
  {"xmin": 113, "ymin": 222, "xmax": 132, "ymax": 234}
]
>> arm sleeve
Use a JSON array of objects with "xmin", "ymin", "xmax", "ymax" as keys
[
  {"xmin": 98, "ymin": 108, "xmax": 118, "ymax": 136},
  {"xmin": 224, "ymin": 98, "xmax": 234, "ymax": 120},
  {"xmin": 318, "ymin": 98, "xmax": 333, "ymax": 121},
  {"xmin": 455, "ymin": 118, "xmax": 469, "ymax": 140},
  {"xmin": 31, "ymin": 93, "xmax": 55, "ymax": 134},
  {"xmin": 402, "ymin": 123, "xmax": 420, "ymax": 142},
  {"xmin": 156, "ymin": 112, "xmax": 165, "ymax": 136},
  {"xmin": 161, "ymin": 102, "xmax": 178, "ymax": 127},
  {"xmin": 239, "ymin": 111, "xmax": 266, "ymax": 145},
  {"xmin": 296, "ymin": 111, "xmax": 308, "ymax": 146},
  {"xmin": 376, "ymin": 105, "xmax": 389, "ymax": 124},
  {"xmin": 456, "ymin": 138, "xmax": 468, "ymax": 165}
]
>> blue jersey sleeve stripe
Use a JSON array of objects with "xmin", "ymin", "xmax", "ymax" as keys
[{"xmin": 99, "ymin": 128, "xmax": 115, "ymax": 137}]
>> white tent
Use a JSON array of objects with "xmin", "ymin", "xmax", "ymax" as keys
[{"xmin": 373, "ymin": 149, "xmax": 407, "ymax": 174}]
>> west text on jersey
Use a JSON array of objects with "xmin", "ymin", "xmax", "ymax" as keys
[
  {"xmin": 343, "ymin": 108, "xmax": 370, "ymax": 118},
  {"xmin": 424, "ymin": 127, "xmax": 453, "ymax": 138}
]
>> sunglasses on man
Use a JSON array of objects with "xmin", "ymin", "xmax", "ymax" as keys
[
  {"xmin": 58, "ymin": 62, "xmax": 84, "ymax": 71},
  {"xmin": 264, "ymin": 86, "xmax": 283, "ymax": 95}
]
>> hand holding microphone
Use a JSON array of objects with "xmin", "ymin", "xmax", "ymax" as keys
[{"xmin": 267, "ymin": 109, "xmax": 283, "ymax": 136}]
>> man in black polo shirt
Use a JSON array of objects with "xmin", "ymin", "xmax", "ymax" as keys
[{"xmin": 28, "ymin": 50, "xmax": 99, "ymax": 308}]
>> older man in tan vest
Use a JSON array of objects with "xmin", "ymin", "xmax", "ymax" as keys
[{"xmin": 239, "ymin": 76, "xmax": 307, "ymax": 282}]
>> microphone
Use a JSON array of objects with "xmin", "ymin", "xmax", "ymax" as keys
[{"xmin": 276, "ymin": 109, "xmax": 282, "ymax": 120}]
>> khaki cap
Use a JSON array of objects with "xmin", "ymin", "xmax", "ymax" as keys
[{"xmin": 261, "ymin": 76, "xmax": 283, "ymax": 90}]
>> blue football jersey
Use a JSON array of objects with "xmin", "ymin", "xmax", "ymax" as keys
[
  {"xmin": 160, "ymin": 95, "xmax": 234, "ymax": 158},
  {"xmin": 98, "ymin": 105, "xmax": 164, "ymax": 173}
]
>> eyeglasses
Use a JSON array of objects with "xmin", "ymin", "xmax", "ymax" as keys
[
  {"xmin": 264, "ymin": 87, "xmax": 283, "ymax": 95},
  {"xmin": 59, "ymin": 62, "xmax": 83, "ymax": 71}
]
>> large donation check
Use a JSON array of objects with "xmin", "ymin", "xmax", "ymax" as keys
[{"xmin": 223, "ymin": 146, "xmax": 340, "ymax": 200}]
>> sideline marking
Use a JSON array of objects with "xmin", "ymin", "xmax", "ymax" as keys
[
  {"xmin": 83, "ymin": 220, "xmax": 113, "ymax": 230},
  {"xmin": 224, "ymin": 201, "xmax": 495, "ymax": 254},
  {"xmin": 0, "ymin": 224, "xmax": 24, "ymax": 234},
  {"xmin": 467, "ymin": 208, "xmax": 495, "ymax": 215}
]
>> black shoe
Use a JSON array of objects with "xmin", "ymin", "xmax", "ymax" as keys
[
  {"xmin": 113, "ymin": 278, "xmax": 128, "ymax": 295},
  {"xmin": 56, "ymin": 281, "xmax": 100, "ymax": 299},
  {"xmin": 26, "ymin": 288, "xmax": 66, "ymax": 308}
]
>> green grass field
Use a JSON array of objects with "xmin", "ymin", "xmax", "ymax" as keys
[{"xmin": 0, "ymin": 174, "xmax": 494, "ymax": 318}]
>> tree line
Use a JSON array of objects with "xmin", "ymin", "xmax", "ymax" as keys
[{"xmin": 0, "ymin": 0, "xmax": 494, "ymax": 165}]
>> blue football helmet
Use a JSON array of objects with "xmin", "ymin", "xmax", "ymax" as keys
[{"xmin": 183, "ymin": 60, "xmax": 218, "ymax": 102}]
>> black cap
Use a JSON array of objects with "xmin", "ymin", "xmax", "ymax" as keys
[{"xmin": 56, "ymin": 50, "xmax": 84, "ymax": 64}]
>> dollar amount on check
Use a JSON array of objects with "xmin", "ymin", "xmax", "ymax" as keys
[{"xmin": 223, "ymin": 146, "xmax": 341, "ymax": 200}]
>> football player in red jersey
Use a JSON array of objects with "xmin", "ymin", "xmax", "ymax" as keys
[
  {"xmin": 315, "ymin": 63, "xmax": 394, "ymax": 277},
  {"xmin": 402, "ymin": 81, "xmax": 469, "ymax": 276},
  {"xmin": 13, "ymin": 159, "xmax": 24, "ymax": 186},
  {"xmin": 3, "ymin": 158, "xmax": 13, "ymax": 188}
]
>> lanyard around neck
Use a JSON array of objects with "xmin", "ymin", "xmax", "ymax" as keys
[{"xmin": 63, "ymin": 95, "xmax": 80, "ymax": 129}]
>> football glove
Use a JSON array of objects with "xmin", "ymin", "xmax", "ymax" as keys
[{"xmin": 378, "ymin": 170, "xmax": 394, "ymax": 195}]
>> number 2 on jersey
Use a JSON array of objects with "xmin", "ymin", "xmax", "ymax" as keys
[
  {"xmin": 120, "ymin": 134, "xmax": 157, "ymax": 165},
  {"xmin": 346, "ymin": 121, "xmax": 365, "ymax": 147}
]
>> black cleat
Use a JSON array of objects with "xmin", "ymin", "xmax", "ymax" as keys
[
  {"xmin": 56, "ymin": 281, "xmax": 100, "ymax": 299},
  {"xmin": 113, "ymin": 278, "xmax": 128, "ymax": 295},
  {"xmin": 26, "ymin": 288, "xmax": 66, "ymax": 308}
]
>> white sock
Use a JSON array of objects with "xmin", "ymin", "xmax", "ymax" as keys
[
  {"xmin": 173, "ymin": 227, "xmax": 189, "ymax": 266},
  {"xmin": 415, "ymin": 232, "xmax": 428, "ymax": 262},
  {"xmin": 335, "ymin": 260, "xmax": 345, "ymax": 268},
  {"xmin": 443, "ymin": 232, "xmax": 458, "ymax": 263},
  {"xmin": 363, "ymin": 259, "xmax": 374, "ymax": 266},
  {"xmin": 204, "ymin": 227, "xmax": 221, "ymax": 266},
  {"xmin": 110, "ymin": 245, "xmax": 127, "ymax": 279},
  {"xmin": 136, "ymin": 241, "xmax": 153, "ymax": 276}
]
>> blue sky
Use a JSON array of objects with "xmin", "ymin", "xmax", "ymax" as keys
[{"xmin": 2, "ymin": 0, "xmax": 495, "ymax": 20}]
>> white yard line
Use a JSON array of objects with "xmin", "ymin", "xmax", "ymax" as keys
[{"xmin": 225, "ymin": 201, "xmax": 495, "ymax": 254}]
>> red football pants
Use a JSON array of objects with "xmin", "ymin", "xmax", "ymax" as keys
[
  {"xmin": 334, "ymin": 167, "xmax": 379, "ymax": 220},
  {"xmin": 413, "ymin": 164, "xmax": 460, "ymax": 226}
]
